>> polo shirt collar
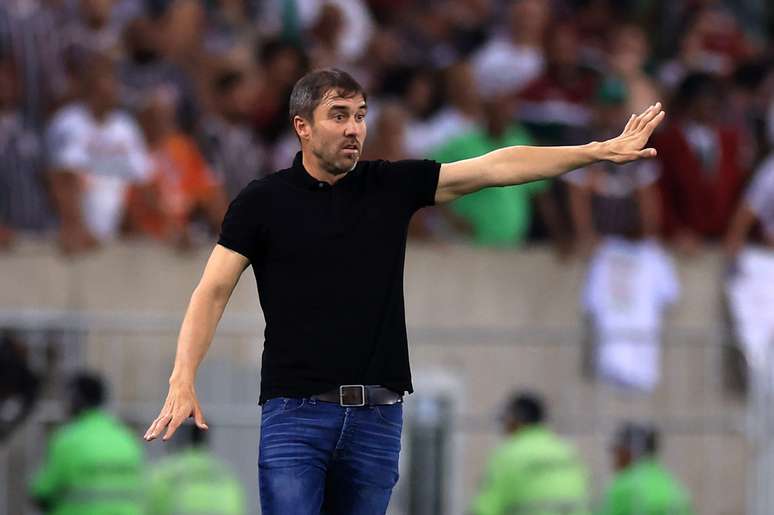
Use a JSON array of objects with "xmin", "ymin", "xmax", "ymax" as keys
[{"xmin": 290, "ymin": 151, "xmax": 329, "ymax": 190}]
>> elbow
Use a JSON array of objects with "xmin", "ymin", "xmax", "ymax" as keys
[{"xmin": 192, "ymin": 281, "xmax": 231, "ymax": 308}]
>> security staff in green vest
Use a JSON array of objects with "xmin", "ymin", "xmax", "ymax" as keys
[
  {"xmin": 597, "ymin": 423, "xmax": 694, "ymax": 515},
  {"xmin": 30, "ymin": 372, "xmax": 144, "ymax": 515},
  {"xmin": 470, "ymin": 392, "xmax": 590, "ymax": 515},
  {"xmin": 146, "ymin": 424, "xmax": 245, "ymax": 515}
]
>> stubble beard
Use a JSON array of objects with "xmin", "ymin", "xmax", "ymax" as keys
[{"xmin": 313, "ymin": 144, "xmax": 358, "ymax": 175}]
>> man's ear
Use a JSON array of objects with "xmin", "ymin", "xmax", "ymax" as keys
[{"xmin": 293, "ymin": 115, "xmax": 311, "ymax": 141}]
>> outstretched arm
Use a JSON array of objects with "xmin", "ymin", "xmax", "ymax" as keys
[
  {"xmin": 144, "ymin": 244, "xmax": 249, "ymax": 441},
  {"xmin": 435, "ymin": 103, "xmax": 665, "ymax": 204}
]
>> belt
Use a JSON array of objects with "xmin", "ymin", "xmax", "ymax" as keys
[{"xmin": 311, "ymin": 385, "xmax": 403, "ymax": 407}]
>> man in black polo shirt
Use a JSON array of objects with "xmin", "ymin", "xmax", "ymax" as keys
[{"xmin": 144, "ymin": 68, "xmax": 665, "ymax": 515}]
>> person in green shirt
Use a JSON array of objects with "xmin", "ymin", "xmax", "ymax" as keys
[
  {"xmin": 30, "ymin": 372, "xmax": 144, "ymax": 515},
  {"xmin": 431, "ymin": 98, "xmax": 563, "ymax": 248},
  {"xmin": 471, "ymin": 392, "xmax": 590, "ymax": 515},
  {"xmin": 598, "ymin": 423, "xmax": 694, "ymax": 515},
  {"xmin": 146, "ymin": 424, "xmax": 245, "ymax": 515}
]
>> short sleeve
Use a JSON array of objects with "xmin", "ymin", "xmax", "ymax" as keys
[
  {"xmin": 46, "ymin": 111, "xmax": 88, "ymax": 171},
  {"xmin": 378, "ymin": 159, "xmax": 441, "ymax": 212},
  {"xmin": 217, "ymin": 181, "xmax": 265, "ymax": 262},
  {"xmin": 745, "ymin": 156, "xmax": 774, "ymax": 217}
]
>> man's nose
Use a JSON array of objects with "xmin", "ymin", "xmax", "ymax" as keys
[{"xmin": 344, "ymin": 118, "xmax": 360, "ymax": 137}]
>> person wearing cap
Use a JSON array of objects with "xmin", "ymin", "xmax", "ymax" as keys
[
  {"xmin": 142, "ymin": 66, "xmax": 665, "ymax": 515},
  {"xmin": 598, "ymin": 423, "xmax": 694, "ymax": 515},
  {"xmin": 146, "ymin": 424, "xmax": 245, "ymax": 515},
  {"xmin": 470, "ymin": 392, "xmax": 590, "ymax": 515},
  {"xmin": 30, "ymin": 372, "xmax": 144, "ymax": 515}
]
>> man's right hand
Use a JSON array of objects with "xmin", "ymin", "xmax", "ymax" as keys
[{"xmin": 144, "ymin": 381, "xmax": 208, "ymax": 442}]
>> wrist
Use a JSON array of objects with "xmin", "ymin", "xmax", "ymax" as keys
[
  {"xmin": 169, "ymin": 370, "xmax": 195, "ymax": 387},
  {"xmin": 586, "ymin": 140, "xmax": 612, "ymax": 162}
]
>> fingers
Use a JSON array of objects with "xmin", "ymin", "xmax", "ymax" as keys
[
  {"xmin": 144, "ymin": 411, "xmax": 172, "ymax": 441},
  {"xmin": 163, "ymin": 413, "xmax": 186, "ymax": 441},
  {"xmin": 622, "ymin": 113, "xmax": 636, "ymax": 134},
  {"xmin": 194, "ymin": 405, "xmax": 209, "ymax": 430},
  {"xmin": 630, "ymin": 102, "xmax": 662, "ymax": 133},
  {"xmin": 637, "ymin": 148, "xmax": 658, "ymax": 159},
  {"xmin": 644, "ymin": 110, "xmax": 666, "ymax": 135}
]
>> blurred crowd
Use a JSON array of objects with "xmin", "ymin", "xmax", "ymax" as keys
[{"xmin": 0, "ymin": 0, "xmax": 772, "ymax": 256}]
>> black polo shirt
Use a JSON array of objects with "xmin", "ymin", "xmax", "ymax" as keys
[{"xmin": 218, "ymin": 152, "xmax": 441, "ymax": 404}]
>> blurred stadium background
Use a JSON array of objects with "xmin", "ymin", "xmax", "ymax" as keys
[{"xmin": 1, "ymin": 0, "xmax": 774, "ymax": 514}]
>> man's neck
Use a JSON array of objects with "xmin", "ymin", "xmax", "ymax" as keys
[{"xmin": 301, "ymin": 151, "xmax": 348, "ymax": 185}]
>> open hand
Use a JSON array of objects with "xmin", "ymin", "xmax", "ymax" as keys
[
  {"xmin": 603, "ymin": 102, "xmax": 666, "ymax": 164},
  {"xmin": 144, "ymin": 381, "xmax": 208, "ymax": 442}
]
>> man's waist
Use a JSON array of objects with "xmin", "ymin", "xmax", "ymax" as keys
[{"xmin": 264, "ymin": 385, "xmax": 403, "ymax": 407}]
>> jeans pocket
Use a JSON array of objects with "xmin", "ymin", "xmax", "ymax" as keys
[
  {"xmin": 374, "ymin": 403, "xmax": 403, "ymax": 429},
  {"xmin": 261, "ymin": 397, "xmax": 306, "ymax": 424}
]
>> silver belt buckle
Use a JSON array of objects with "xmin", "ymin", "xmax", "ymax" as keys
[{"xmin": 339, "ymin": 385, "xmax": 366, "ymax": 407}]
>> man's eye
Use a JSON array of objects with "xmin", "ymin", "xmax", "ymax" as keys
[
  {"xmin": 356, "ymin": 114, "xmax": 365, "ymax": 121},
  {"xmin": 335, "ymin": 114, "xmax": 345, "ymax": 121}
]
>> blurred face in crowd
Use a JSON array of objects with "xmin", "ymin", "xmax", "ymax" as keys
[
  {"xmin": 610, "ymin": 25, "xmax": 649, "ymax": 75},
  {"xmin": 124, "ymin": 17, "xmax": 162, "ymax": 63},
  {"xmin": 404, "ymin": 72, "xmax": 435, "ymax": 118},
  {"xmin": 508, "ymin": 0, "xmax": 550, "ymax": 43},
  {"xmin": 80, "ymin": 0, "xmax": 113, "ymax": 28},
  {"xmin": 296, "ymin": 89, "xmax": 367, "ymax": 175},
  {"xmin": 546, "ymin": 23, "xmax": 579, "ymax": 68},
  {"xmin": 445, "ymin": 62, "xmax": 480, "ymax": 114},
  {"xmin": 84, "ymin": 59, "xmax": 118, "ymax": 116},
  {"xmin": 139, "ymin": 90, "xmax": 177, "ymax": 144},
  {"xmin": 220, "ymin": 73, "xmax": 260, "ymax": 122},
  {"xmin": 690, "ymin": 87, "xmax": 722, "ymax": 125}
]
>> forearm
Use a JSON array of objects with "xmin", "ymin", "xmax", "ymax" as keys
[
  {"xmin": 49, "ymin": 170, "xmax": 83, "ymax": 227},
  {"xmin": 168, "ymin": 285, "xmax": 231, "ymax": 386},
  {"xmin": 486, "ymin": 142, "xmax": 609, "ymax": 187}
]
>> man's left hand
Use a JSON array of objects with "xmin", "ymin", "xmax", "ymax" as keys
[{"xmin": 602, "ymin": 102, "xmax": 665, "ymax": 164}]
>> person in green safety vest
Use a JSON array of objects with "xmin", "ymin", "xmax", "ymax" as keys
[
  {"xmin": 597, "ymin": 423, "xmax": 694, "ymax": 515},
  {"xmin": 29, "ymin": 372, "xmax": 144, "ymax": 515},
  {"xmin": 146, "ymin": 424, "xmax": 246, "ymax": 515},
  {"xmin": 470, "ymin": 392, "xmax": 591, "ymax": 515}
]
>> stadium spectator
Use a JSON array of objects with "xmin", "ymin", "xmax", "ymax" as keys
[
  {"xmin": 199, "ymin": 68, "xmax": 266, "ymax": 200},
  {"xmin": 146, "ymin": 424, "xmax": 245, "ymax": 515},
  {"xmin": 119, "ymin": 14, "xmax": 200, "ymax": 133},
  {"xmin": 471, "ymin": 0, "xmax": 549, "ymax": 97},
  {"xmin": 47, "ymin": 54, "xmax": 152, "ymax": 254},
  {"xmin": 597, "ymin": 423, "xmax": 694, "ymax": 515},
  {"xmin": 432, "ymin": 95, "xmax": 564, "ymax": 248},
  {"xmin": 0, "ymin": 57, "xmax": 53, "ymax": 243},
  {"xmin": 127, "ymin": 89, "xmax": 227, "ymax": 248},
  {"xmin": 30, "ymin": 372, "xmax": 145, "ymax": 515},
  {"xmin": 517, "ymin": 21, "xmax": 598, "ymax": 146},
  {"xmin": 0, "ymin": 0, "xmax": 73, "ymax": 126},
  {"xmin": 655, "ymin": 72, "xmax": 751, "ymax": 251},
  {"xmin": 607, "ymin": 24, "xmax": 662, "ymax": 114},
  {"xmin": 566, "ymin": 78, "xmax": 662, "ymax": 255},
  {"xmin": 724, "ymin": 150, "xmax": 774, "ymax": 379},
  {"xmin": 470, "ymin": 392, "xmax": 590, "ymax": 515}
]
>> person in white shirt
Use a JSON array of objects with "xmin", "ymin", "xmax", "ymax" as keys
[
  {"xmin": 725, "ymin": 153, "xmax": 774, "ymax": 380},
  {"xmin": 48, "ymin": 53, "xmax": 151, "ymax": 253}
]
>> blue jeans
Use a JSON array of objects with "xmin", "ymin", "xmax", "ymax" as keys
[{"xmin": 258, "ymin": 397, "xmax": 403, "ymax": 515}]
